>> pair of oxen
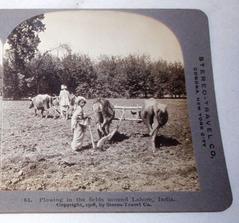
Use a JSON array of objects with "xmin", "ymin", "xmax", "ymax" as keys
[
  {"xmin": 92, "ymin": 98, "xmax": 168, "ymax": 152},
  {"xmin": 29, "ymin": 95, "xmax": 168, "ymax": 152}
]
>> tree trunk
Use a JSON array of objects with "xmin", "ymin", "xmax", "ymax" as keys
[{"xmin": 36, "ymin": 78, "xmax": 40, "ymax": 94}]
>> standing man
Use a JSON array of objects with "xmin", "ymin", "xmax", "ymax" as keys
[
  {"xmin": 59, "ymin": 84, "xmax": 70, "ymax": 119},
  {"xmin": 71, "ymin": 96, "xmax": 90, "ymax": 151}
]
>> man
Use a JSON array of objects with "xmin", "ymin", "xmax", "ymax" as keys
[
  {"xmin": 92, "ymin": 98, "xmax": 115, "ymax": 139},
  {"xmin": 59, "ymin": 84, "xmax": 70, "ymax": 119},
  {"xmin": 71, "ymin": 96, "xmax": 90, "ymax": 151}
]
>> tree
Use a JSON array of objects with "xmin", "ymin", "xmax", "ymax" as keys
[
  {"xmin": 3, "ymin": 14, "xmax": 45, "ymax": 98},
  {"xmin": 168, "ymin": 62, "xmax": 185, "ymax": 98},
  {"xmin": 95, "ymin": 55, "xmax": 127, "ymax": 97},
  {"xmin": 6, "ymin": 14, "xmax": 45, "ymax": 71},
  {"xmin": 151, "ymin": 60, "xmax": 170, "ymax": 98},
  {"xmin": 123, "ymin": 55, "xmax": 152, "ymax": 98},
  {"xmin": 25, "ymin": 53, "xmax": 62, "ymax": 95},
  {"xmin": 62, "ymin": 54, "xmax": 97, "ymax": 98}
]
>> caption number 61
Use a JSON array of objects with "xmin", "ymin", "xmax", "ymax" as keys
[{"xmin": 23, "ymin": 198, "xmax": 32, "ymax": 203}]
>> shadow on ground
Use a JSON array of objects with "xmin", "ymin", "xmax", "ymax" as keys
[
  {"xmin": 155, "ymin": 135, "xmax": 180, "ymax": 148},
  {"xmin": 110, "ymin": 131, "xmax": 129, "ymax": 143}
]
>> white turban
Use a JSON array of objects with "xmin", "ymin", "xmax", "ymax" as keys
[
  {"xmin": 75, "ymin": 96, "xmax": 87, "ymax": 105},
  {"xmin": 61, "ymin": 84, "xmax": 67, "ymax": 90}
]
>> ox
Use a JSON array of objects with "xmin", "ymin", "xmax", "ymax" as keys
[
  {"xmin": 139, "ymin": 98, "xmax": 168, "ymax": 152},
  {"xmin": 92, "ymin": 98, "xmax": 115, "ymax": 139},
  {"xmin": 29, "ymin": 94, "xmax": 53, "ymax": 118}
]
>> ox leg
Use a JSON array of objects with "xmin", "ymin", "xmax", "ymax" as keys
[
  {"xmin": 97, "ymin": 123, "xmax": 104, "ymax": 139},
  {"xmin": 45, "ymin": 109, "xmax": 49, "ymax": 119},
  {"xmin": 152, "ymin": 128, "xmax": 158, "ymax": 153},
  {"xmin": 144, "ymin": 114, "xmax": 153, "ymax": 135},
  {"xmin": 150, "ymin": 116, "xmax": 159, "ymax": 153},
  {"xmin": 149, "ymin": 115, "xmax": 159, "ymax": 136},
  {"xmin": 101, "ymin": 119, "xmax": 107, "ymax": 130},
  {"xmin": 102, "ymin": 127, "xmax": 107, "ymax": 137},
  {"xmin": 105, "ymin": 124, "xmax": 110, "ymax": 135},
  {"xmin": 97, "ymin": 123, "xmax": 104, "ymax": 136},
  {"xmin": 150, "ymin": 124, "xmax": 159, "ymax": 137},
  {"xmin": 101, "ymin": 122, "xmax": 108, "ymax": 136},
  {"xmin": 41, "ymin": 108, "xmax": 44, "ymax": 118},
  {"xmin": 44, "ymin": 105, "xmax": 49, "ymax": 118},
  {"xmin": 53, "ymin": 106, "xmax": 59, "ymax": 119},
  {"xmin": 103, "ymin": 118, "xmax": 112, "ymax": 135},
  {"xmin": 34, "ymin": 108, "xmax": 37, "ymax": 116},
  {"xmin": 97, "ymin": 129, "xmax": 103, "ymax": 139}
]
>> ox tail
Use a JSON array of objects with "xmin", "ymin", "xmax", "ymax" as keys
[{"xmin": 157, "ymin": 108, "xmax": 168, "ymax": 128}]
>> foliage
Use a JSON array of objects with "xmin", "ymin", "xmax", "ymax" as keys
[
  {"xmin": 3, "ymin": 17, "xmax": 185, "ymax": 99},
  {"xmin": 6, "ymin": 14, "xmax": 45, "ymax": 70},
  {"xmin": 3, "ymin": 14, "xmax": 45, "ymax": 98},
  {"xmin": 4, "ymin": 51, "xmax": 186, "ymax": 99}
]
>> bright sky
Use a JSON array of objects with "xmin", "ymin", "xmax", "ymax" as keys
[{"xmin": 37, "ymin": 10, "xmax": 183, "ymax": 63}]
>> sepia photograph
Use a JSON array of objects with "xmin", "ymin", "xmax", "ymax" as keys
[{"xmin": 0, "ymin": 10, "xmax": 199, "ymax": 192}]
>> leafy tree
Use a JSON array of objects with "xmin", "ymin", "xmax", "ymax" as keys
[
  {"xmin": 63, "ymin": 54, "xmax": 97, "ymax": 98},
  {"xmin": 6, "ymin": 14, "xmax": 45, "ymax": 71},
  {"xmin": 95, "ymin": 55, "xmax": 127, "ymax": 97},
  {"xmin": 123, "ymin": 55, "xmax": 152, "ymax": 98},
  {"xmin": 151, "ymin": 60, "xmax": 170, "ymax": 98},
  {"xmin": 168, "ymin": 62, "xmax": 185, "ymax": 98},
  {"xmin": 25, "ymin": 53, "xmax": 62, "ymax": 95},
  {"xmin": 3, "ymin": 14, "xmax": 45, "ymax": 98}
]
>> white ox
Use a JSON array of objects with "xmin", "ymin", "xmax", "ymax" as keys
[{"xmin": 29, "ymin": 94, "xmax": 53, "ymax": 118}]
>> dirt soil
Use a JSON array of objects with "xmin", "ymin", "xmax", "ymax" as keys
[{"xmin": 0, "ymin": 98, "xmax": 199, "ymax": 192}]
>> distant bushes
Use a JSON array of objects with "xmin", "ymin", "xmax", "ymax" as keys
[{"xmin": 3, "ymin": 53, "xmax": 185, "ymax": 99}]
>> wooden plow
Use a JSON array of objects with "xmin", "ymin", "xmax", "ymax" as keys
[{"xmin": 96, "ymin": 105, "xmax": 142, "ymax": 147}]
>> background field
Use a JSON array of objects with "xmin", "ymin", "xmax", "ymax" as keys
[{"xmin": 0, "ymin": 98, "xmax": 199, "ymax": 191}]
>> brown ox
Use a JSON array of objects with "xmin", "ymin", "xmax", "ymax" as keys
[
  {"xmin": 92, "ymin": 98, "xmax": 115, "ymax": 139},
  {"xmin": 29, "ymin": 94, "xmax": 53, "ymax": 118},
  {"xmin": 140, "ymin": 98, "xmax": 168, "ymax": 152}
]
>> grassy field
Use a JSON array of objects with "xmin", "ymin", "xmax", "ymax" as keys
[{"xmin": 0, "ymin": 98, "xmax": 199, "ymax": 191}]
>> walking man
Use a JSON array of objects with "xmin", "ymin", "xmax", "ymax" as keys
[{"xmin": 59, "ymin": 84, "xmax": 70, "ymax": 119}]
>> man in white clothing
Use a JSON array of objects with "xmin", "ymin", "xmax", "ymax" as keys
[{"xmin": 59, "ymin": 84, "xmax": 70, "ymax": 119}]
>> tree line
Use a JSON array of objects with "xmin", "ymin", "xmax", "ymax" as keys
[{"xmin": 2, "ymin": 14, "xmax": 186, "ymax": 99}]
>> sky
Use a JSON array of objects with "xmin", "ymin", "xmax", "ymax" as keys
[
  {"xmin": 0, "ymin": 10, "xmax": 184, "ymax": 64},
  {"xmin": 37, "ymin": 10, "xmax": 183, "ymax": 63}
]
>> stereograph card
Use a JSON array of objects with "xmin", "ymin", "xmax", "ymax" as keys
[{"xmin": 0, "ymin": 9, "xmax": 232, "ymax": 212}]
